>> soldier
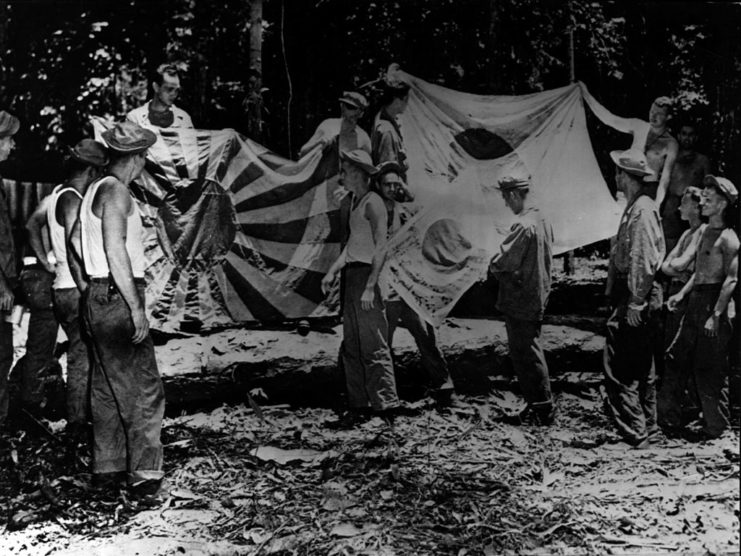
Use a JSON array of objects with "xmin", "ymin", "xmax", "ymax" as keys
[
  {"xmin": 488, "ymin": 175, "xmax": 555, "ymax": 425},
  {"xmin": 602, "ymin": 152, "xmax": 665, "ymax": 448},
  {"xmin": 0, "ymin": 110, "xmax": 20, "ymax": 429},
  {"xmin": 127, "ymin": 63, "xmax": 194, "ymax": 129},
  {"xmin": 80, "ymin": 121, "xmax": 167, "ymax": 504},
  {"xmin": 321, "ymin": 150, "xmax": 398, "ymax": 427},
  {"xmin": 658, "ymin": 176, "xmax": 738, "ymax": 439},
  {"xmin": 47, "ymin": 139, "xmax": 108, "ymax": 433}
]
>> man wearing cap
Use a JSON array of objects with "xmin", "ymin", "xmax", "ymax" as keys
[
  {"xmin": 658, "ymin": 175, "xmax": 738, "ymax": 439},
  {"xmin": 321, "ymin": 149, "xmax": 398, "ymax": 426},
  {"xmin": 0, "ymin": 110, "xmax": 20, "ymax": 428},
  {"xmin": 45, "ymin": 139, "xmax": 108, "ymax": 434},
  {"xmin": 364, "ymin": 162, "xmax": 453, "ymax": 402},
  {"xmin": 79, "ymin": 121, "xmax": 167, "ymax": 502},
  {"xmin": 602, "ymin": 153, "xmax": 665, "ymax": 448},
  {"xmin": 662, "ymin": 122, "xmax": 711, "ymax": 253},
  {"xmin": 579, "ymin": 84, "xmax": 678, "ymax": 208},
  {"xmin": 299, "ymin": 91, "xmax": 371, "ymax": 158},
  {"xmin": 127, "ymin": 64, "xmax": 193, "ymax": 130},
  {"xmin": 488, "ymin": 176, "xmax": 555, "ymax": 425}
]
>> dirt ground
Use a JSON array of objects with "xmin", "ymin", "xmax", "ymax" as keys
[{"xmin": 0, "ymin": 257, "xmax": 739, "ymax": 555}]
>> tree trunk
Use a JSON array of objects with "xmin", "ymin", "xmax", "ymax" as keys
[{"xmin": 246, "ymin": 0, "xmax": 263, "ymax": 139}]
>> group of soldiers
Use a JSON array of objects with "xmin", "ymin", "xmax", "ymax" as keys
[{"xmin": 0, "ymin": 63, "xmax": 737, "ymax": 509}]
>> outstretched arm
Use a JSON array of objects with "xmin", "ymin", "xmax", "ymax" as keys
[
  {"xmin": 578, "ymin": 82, "xmax": 640, "ymax": 135},
  {"xmin": 655, "ymin": 140, "xmax": 679, "ymax": 208}
]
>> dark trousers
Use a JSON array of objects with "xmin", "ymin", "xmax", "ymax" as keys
[
  {"xmin": 385, "ymin": 298, "xmax": 451, "ymax": 390},
  {"xmin": 603, "ymin": 281, "xmax": 662, "ymax": 445},
  {"xmin": 658, "ymin": 285, "xmax": 731, "ymax": 438},
  {"xmin": 0, "ymin": 322, "xmax": 12, "ymax": 425},
  {"xmin": 341, "ymin": 265, "xmax": 398, "ymax": 411},
  {"xmin": 54, "ymin": 287, "xmax": 90, "ymax": 425},
  {"xmin": 84, "ymin": 280, "xmax": 165, "ymax": 484},
  {"xmin": 504, "ymin": 316, "xmax": 553, "ymax": 412},
  {"xmin": 13, "ymin": 267, "xmax": 58, "ymax": 408}
]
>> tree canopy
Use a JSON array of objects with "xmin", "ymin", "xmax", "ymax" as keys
[{"xmin": 0, "ymin": 0, "xmax": 739, "ymax": 185}]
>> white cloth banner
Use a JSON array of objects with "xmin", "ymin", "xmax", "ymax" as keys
[{"xmin": 385, "ymin": 73, "xmax": 622, "ymax": 326}]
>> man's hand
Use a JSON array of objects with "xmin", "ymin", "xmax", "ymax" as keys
[
  {"xmin": 0, "ymin": 286, "xmax": 13, "ymax": 312},
  {"xmin": 41, "ymin": 258, "xmax": 55, "ymax": 274},
  {"xmin": 703, "ymin": 314, "xmax": 719, "ymax": 337},
  {"xmin": 626, "ymin": 307, "xmax": 643, "ymax": 327},
  {"xmin": 360, "ymin": 287, "xmax": 375, "ymax": 311},
  {"xmin": 130, "ymin": 307, "xmax": 149, "ymax": 344},
  {"xmin": 666, "ymin": 294, "xmax": 682, "ymax": 312},
  {"xmin": 321, "ymin": 270, "xmax": 336, "ymax": 297},
  {"xmin": 333, "ymin": 186, "xmax": 350, "ymax": 205}
]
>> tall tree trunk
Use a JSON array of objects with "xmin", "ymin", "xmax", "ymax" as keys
[
  {"xmin": 0, "ymin": 0, "xmax": 9, "ymax": 99},
  {"xmin": 487, "ymin": 0, "xmax": 502, "ymax": 92},
  {"xmin": 246, "ymin": 0, "xmax": 263, "ymax": 139}
]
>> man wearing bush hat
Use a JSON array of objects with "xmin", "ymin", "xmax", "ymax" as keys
[
  {"xmin": 322, "ymin": 149, "xmax": 399, "ymax": 428},
  {"xmin": 79, "ymin": 121, "xmax": 168, "ymax": 505},
  {"xmin": 603, "ymin": 149, "xmax": 665, "ymax": 448},
  {"xmin": 37, "ymin": 139, "xmax": 108, "ymax": 436},
  {"xmin": 0, "ymin": 109, "xmax": 20, "ymax": 429},
  {"xmin": 488, "ymin": 174, "xmax": 555, "ymax": 426}
]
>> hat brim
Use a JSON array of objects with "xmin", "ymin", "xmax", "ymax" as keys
[
  {"xmin": 610, "ymin": 150, "xmax": 655, "ymax": 178},
  {"xmin": 339, "ymin": 151, "xmax": 377, "ymax": 175},
  {"xmin": 704, "ymin": 175, "xmax": 738, "ymax": 203},
  {"xmin": 101, "ymin": 128, "xmax": 157, "ymax": 154},
  {"xmin": 67, "ymin": 145, "xmax": 108, "ymax": 167}
]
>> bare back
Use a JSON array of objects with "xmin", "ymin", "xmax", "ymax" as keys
[{"xmin": 695, "ymin": 227, "xmax": 739, "ymax": 285}]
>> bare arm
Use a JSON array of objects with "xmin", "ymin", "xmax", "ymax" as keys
[
  {"xmin": 99, "ymin": 182, "xmax": 148, "ymax": 343},
  {"xmin": 321, "ymin": 247, "xmax": 347, "ymax": 296},
  {"xmin": 26, "ymin": 196, "xmax": 54, "ymax": 273},
  {"xmin": 655, "ymin": 140, "xmax": 679, "ymax": 208},
  {"xmin": 578, "ymin": 82, "xmax": 641, "ymax": 135},
  {"xmin": 667, "ymin": 272, "xmax": 695, "ymax": 312},
  {"xmin": 712, "ymin": 234, "xmax": 739, "ymax": 317},
  {"xmin": 661, "ymin": 228, "xmax": 699, "ymax": 276},
  {"xmin": 59, "ymin": 191, "xmax": 87, "ymax": 292},
  {"xmin": 360, "ymin": 195, "xmax": 389, "ymax": 310}
]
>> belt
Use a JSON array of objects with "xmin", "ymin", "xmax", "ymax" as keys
[
  {"xmin": 90, "ymin": 275, "xmax": 146, "ymax": 286},
  {"xmin": 345, "ymin": 262, "xmax": 371, "ymax": 269}
]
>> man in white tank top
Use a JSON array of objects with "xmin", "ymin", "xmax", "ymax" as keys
[
  {"xmin": 45, "ymin": 139, "xmax": 108, "ymax": 435},
  {"xmin": 79, "ymin": 121, "xmax": 167, "ymax": 505},
  {"xmin": 322, "ymin": 150, "xmax": 399, "ymax": 427}
]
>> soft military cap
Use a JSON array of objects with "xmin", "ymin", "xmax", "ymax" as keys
[
  {"xmin": 340, "ymin": 149, "xmax": 377, "ymax": 175},
  {"xmin": 704, "ymin": 175, "xmax": 738, "ymax": 204},
  {"xmin": 68, "ymin": 138, "xmax": 109, "ymax": 167}
]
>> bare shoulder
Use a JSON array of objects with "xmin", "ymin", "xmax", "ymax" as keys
[{"xmin": 720, "ymin": 228, "xmax": 740, "ymax": 253}]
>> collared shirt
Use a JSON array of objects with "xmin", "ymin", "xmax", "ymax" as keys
[
  {"xmin": 371, "ymin": 109, "xmax": 408, "ymax": 172},
  {"xmin": 611, "ymin": 191, "xmax": 665, "ymax": 304},
  {"xmin": 489, "ymin": 207, "xmax": 554, "ymax": 321},
  {"xmin": 126, "ymin": 101, "xmax": 194, "ymax": 130},
  {"xmin": 0, "ymin": 183, "xmax": 17, "ymax": 282}
]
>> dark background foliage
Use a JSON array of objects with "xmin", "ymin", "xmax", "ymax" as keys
[{"xmin": 0, "ymin": 0, "xmax": 739, "ymax": 189}]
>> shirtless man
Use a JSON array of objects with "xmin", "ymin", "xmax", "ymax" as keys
[
  {"xmin": 658, "ymin": 175, "xmax": 738, "ymax": 439},
  {"xmin": 579, "ymin": 84, "xmax": 678, "ymax": 208},
  {"xmin": 662, "ymin": 123, "xmax": 711, "ymax": 253}
]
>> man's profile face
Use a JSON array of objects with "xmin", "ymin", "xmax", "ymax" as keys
[
  {"xmin": 339, "ymin": 160, "xmax": 366, "ymax": 193},
  {"xmin": 700, "ymin": 186, "xmax": 726, "ymax": 218},
  {"xmin": 677, "ymin": 126, "xmax": 697, "ymax": 150},
  {"xmin": 648, "ymin": 103, "xmax": 669, "ymax": 127},
  {"xmin": 153, "ymin": 73, "xmax": 181, "ymax": 107},
  {"xmin": 339, "ymin": 102, "xmax": 362, "ymax": 126},
  {"xmin": 0, "ymin": 135, "xmax": 15, "ymax": 162},
  {"xmin": 130, "ymin": 151, "xmax": 148, "ymax": 180}
]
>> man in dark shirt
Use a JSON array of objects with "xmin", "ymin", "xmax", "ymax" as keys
[
  {"xmin": 488, "ymin": 175, "xmax": 555, "ymax": 425},
  {"xmin": 0, "ymin": 110, "xmax": 20, "ymax": 428}
]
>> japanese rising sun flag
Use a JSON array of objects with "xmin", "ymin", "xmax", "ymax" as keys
[{"xmin": 92, "ymin": 118, "xmax": 344, "ymax": 333}]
